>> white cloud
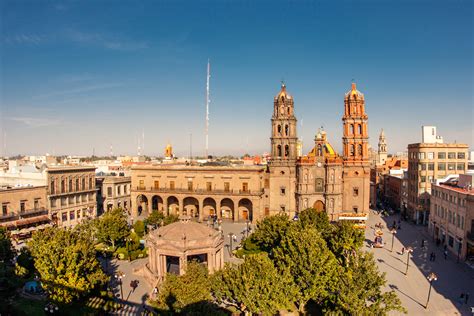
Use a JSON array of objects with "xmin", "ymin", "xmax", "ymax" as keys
[{"xmin": 8, "ymin": 117, "xmax": 63, "ymax": 128}]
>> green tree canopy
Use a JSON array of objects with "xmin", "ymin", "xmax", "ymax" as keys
[
  {"xmin": 152, "ymin": 261, "xmax": 212, "ymax": 313},
  {"xmin": 133, "ymin": 220, "xmax": 145, "ymax": 238},
  {"xmin": 326, "ymin": 221, "xmax": 365, "ymax": 265},
  {"xmin": 28, "ymin": 227, "xmax": 107, "ymax": 303},
  {"xmin": 212, "ymin": 252, "xmax": 295, "ymax": 315},
  {"xmin": 94, "ymin": 208, "xmax": 130, "ymax": 249},
  {"xmin": 0, "ymin": 227, "xmax": 14, "ymax": 263},
  {"xmin": 251, "ymin": 213, "xmax": 290, "ymax": 252},
  {"xmin": 297, "ymin": 208, "xmax": 334, "ymax": 239},
  {"xmin": 273, "ymin": 225, "xmax": 338, "ymax": 312},
  {"xmin": 326, "ymin": 251, "xmax": 406, "ymax": 314},
  {"xmin": 144, "ymin": 210, "xmax": 165, "ymax": 227}
]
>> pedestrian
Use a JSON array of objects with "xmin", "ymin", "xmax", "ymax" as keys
[
  {"xmin": 393, "ymin": 220, "xmax": 397, "ymax": 229},
  {"xmin": 444, "ymin": 250, "xmax": 448, "ymax": 260},
  {"xmin": 401, "ymin": 247, "xmax": 405, "ymax": 255},
  {"xmin": 429, "ymin": 252, "xmax": 433, "ymax": 261},
  {"xmin": 432, "ymin": 252, "xmax": 436, "ymax": 262},
  {"xmin": 465, "ymin": 292, "xmax": 470, "ymax": 304},
  {"xmin": 458, "ymin": 293, "xmax": 464, "ymax": 305},
  {"xmin": 421, "ymin": 239, "xmax": 425, "ymax": 248}
]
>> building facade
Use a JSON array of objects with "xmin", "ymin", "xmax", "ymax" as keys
[
  {"xmin": 430, "ymin": 174, "xmax": 473, "ymax": 261},
  {"xmin": 131, "ymin": 83, "xmax": 371, "ymax": 222},
  {"xmin": 100, "ymin": 176, "xmax": 131, "ymax": 212},
  {"xmin": 46, "ymin": 166, "xmax": 97, "ymax": 227},
  {"xmin": 407, "ymin": 127, "xmax": 468, "ymax": 224}
]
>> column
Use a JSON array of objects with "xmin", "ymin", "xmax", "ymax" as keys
[
  {"xmin": 216, "ymin": 199, "xmax": 222, "ymax": 219},
  {"xmin": 163, "ymin": 198, "xmax": 168, "ymax": 216},
  {"xmin": 178, "ymin": 198, "xmax": 184, "ymax": 216},
  {"xmin": 198, "ymin": 199, "xmax": 204, "ymax": 222},
  {"xmin": 233, "ymin": 199, "xmax": 239, "ymax": 222}
]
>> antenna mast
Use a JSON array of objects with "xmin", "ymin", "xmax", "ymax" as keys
[{"xmin": 205, "ymin": 59, "xmax": 210, "ymax": 158}]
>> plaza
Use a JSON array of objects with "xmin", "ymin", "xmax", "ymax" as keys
[{"xmin": 366, "ymin": 210, "xmax": 474, "ymax": 315}]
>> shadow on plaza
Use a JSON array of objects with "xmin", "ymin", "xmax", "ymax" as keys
[{"xmin": 377, "ymin": 214, "xmax": 473, "ymax": 315}]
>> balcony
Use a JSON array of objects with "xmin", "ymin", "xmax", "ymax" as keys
[
  {"xmin": 133, "ymin": 186, "xmax": 263, "ymax": 196},
  {"xmin": 0, "ymin": 208, "xmax": 49, "ymax": 223}
]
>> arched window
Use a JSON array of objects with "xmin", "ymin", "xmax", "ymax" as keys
[
  {"xmin": 358, "ymin": 124, "xmax": 362, "ymax": 135},
  {"xmin": 285, "ymin": 125, "xmax": 289, "ymax": 136},
  {"xmin": 317, "ymin": 144, "xmax": 322, "ymax": 156},
  {"xmin": 287, "ymin": 107, "xmax": 290, "ymax": 115},
  {"xmin": 285, "ymin": 145, "xmax": 289, "ymax": 157},
  {"xmin": 277, "ymin": 145, "xmax": 282, "ymax": 157},
  {"xmin": 350, "ymin": 124, "xmax": 354, "ymax": 134},
  {"xmin": 350, "ymin": 144, "xmax": 355, "ymax": 156},
  {"xmin": 281, "ymin": 96, "xmax": 285, "ymax": 102},
  {"xmin": 358, "ymin": 144, "xmax": 363, "ymax": 156},
  {"xmin": 277, "ymin": 125, "xmax": 281, "ymax": 134}
]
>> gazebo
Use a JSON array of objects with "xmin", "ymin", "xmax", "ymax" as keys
[{"xmin": 144, "ymin": 216, "xmax": 224, "ymax": 285}]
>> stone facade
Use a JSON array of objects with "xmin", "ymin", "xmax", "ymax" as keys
[
  {"xmin": 131, "ymin": 83, "xmax": 371, "ymax": 222},
  {"xmin": 101, "ymin": 176, "xmax": 131, "ymax": 212},
  {"xmin": 46, "ymin": 166, "xmax": 97, "ymax": 227}
]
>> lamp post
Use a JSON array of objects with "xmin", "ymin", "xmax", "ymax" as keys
[
  {"xmin": 405, "ymin": 246, "xmax": 413, "ymax": 275},
  {"xmin": 390, "ymin": 228, "xmax": 397, "ymax": 252},
  {"xmin": 126, "ymin": 237, "xmax": 133, "ymax": 262},
  {"xmin": 115, "ymin": 271, "xmax": 125, "ymax": 300},
  {"xmin": 228, "ymin": 232, "xmax": 236, "ymax": 257},
  {"xmin": 425, "ymin": 272, "xmax": 438, "ymax": 309},
  {"xmin": 245, "ymin": 219, "xmax": 250, "ymax": 238}
]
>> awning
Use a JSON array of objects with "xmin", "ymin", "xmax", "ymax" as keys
[
  {"xmin": 15, "ymin": 215, "xmax": 50, "ymax": 227},
  {"xmin": 338, "ymin": 213, "xmax": 369, "ymax": 221}
]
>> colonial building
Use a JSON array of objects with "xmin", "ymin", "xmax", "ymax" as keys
[
  {"xmin": 46, "ymin": 166, "xmax": 97, "ymax": 227},
  {"xmin": 99, "ymin": 176, "xmax": 131, "ymax": 212},
  {"xmin": 131, "ymin": 83, "xmax": 371, "ymax": 222}
]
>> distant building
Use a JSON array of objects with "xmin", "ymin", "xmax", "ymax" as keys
[
  {"xmin": 99, "ymin": 176, "xmax": 131, "ymax": 212},
  {"xmin": 407, "ymin": 126, "xmax": 468, "ymax": 224},
  {"xmin": 430, "ymin": 174, "xmax": 473, "ymax": 261}
]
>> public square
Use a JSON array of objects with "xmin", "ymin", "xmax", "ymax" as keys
[{"xmin": 366, "ymin": 210, "xmax": 474, "ymax": 315}]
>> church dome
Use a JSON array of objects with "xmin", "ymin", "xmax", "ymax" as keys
[{"xmin": 344, "ymin": 82, "xmax": 364, "ymax": 100}]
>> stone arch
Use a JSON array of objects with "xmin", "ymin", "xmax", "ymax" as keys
[
  {"xmin": 152, "ymin": 195, "xmax": 164, "ymax": 212},
  {"xmin": 106, "ymin": 201, "xmax": 113, "ymax": 212},
  {"xmin": 203, "ymin": 197, "xmax": 217, "ymax": 218},
  {"xmin": 136, "ymin": 195, "xmax": 149, "ymax": 216},
  {"xmin": 220, "ymin": 198, "xmax": 234, "ymax": 220},
  {"xmin": 313, "ymin": 200, "xmax": 325, "ymax": 212},
  {"xmin": 167, "ymin": 196, "xmax": 179, "ymax": 216},
  {"xmin": 238, "ymin": 198, "xmax": 253, "ymax": 222},
  {"xmin": 183, "ymin": 197, "xmax": 199, "ymax": 218}
]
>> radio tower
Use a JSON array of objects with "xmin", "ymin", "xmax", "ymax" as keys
[
  {"xmin": 109, "ymin": 143, "xmax": 113, "ymax": 157},
  {"xmin": 205, "ymin": 59, "xmax": 210, "ymax": 158}
]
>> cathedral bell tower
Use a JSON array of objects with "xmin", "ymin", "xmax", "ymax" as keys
[
  {"xmin": 377, "ymin": 129, "xmax": 387, "ymax": 165},
  {"xmin": 268, "ymin": 83, "xmax": 297, "ymax": 217},
  {"xmin": 342, "ymin": 83, "xmax": 370, "ymax": 214}
]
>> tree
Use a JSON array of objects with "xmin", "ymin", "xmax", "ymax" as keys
[
  {"xmin": 326, "ymin": 251, "xmax": 406, "ymax": 314},
  {"xmin": 133, "ymin": 220, "xmax": 145, "ymax": 238},
  {"xmin": 144, "ymin": 210, "xmax": 165, "ymax": 227},
  {"xmin": 297, "ymin": 208, "xmax": 334, "ymax": 239},
  {"xmin": 163, "ymin": 214, "xmax": 179, "ymax": 226},
  {"xmin": 251, "ymin": 213, "xmax": 290, "ymax": 252},
  {"xmin": 213, "ymin": 252, "xmax": 295, "ymax": 315},
  {"xmin": 94, "ymin": 208, "xmax": 130, "ymax": 249},
  {"xmin": 28, "ymin": 227, "xmax": 107, "ymax": 303},
  {"xmin": 273, "ymin": 225, "xmax": 338, "ymax": 312},
  {"xmin": 0, "ymin": 227, "xmax": 14, "ymax": 263},
  {"xmin": 152, "ymin": 261, "xmax": 212, "ymax": 313},
  {"xmin": 326, "ymin": 221, "xmax": 364, "ymax": 266}
]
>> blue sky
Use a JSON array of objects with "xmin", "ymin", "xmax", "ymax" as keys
[{"xmin": 1, "ymin": 0, "xmax": 472, "ymax": 157}]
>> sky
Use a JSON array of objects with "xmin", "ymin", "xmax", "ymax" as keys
[{"xmin": 1, "ymin": 0, "xmax": 472, "ymax": 157}]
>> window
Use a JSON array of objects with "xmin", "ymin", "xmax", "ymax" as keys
[
  {"xmin": 358, "ymin": 124, "xmax": 362, "ymax": 135},
  {"xmin": 438, "ymin": 163, "xmax": 446, "ymax": 171},
  {"xmin": 264, "ymin": 179, "xmax": 270, "ymax": 189},
  {"xmin": 139, "ymin": 180, "xmax": 145, "ymax": 190},
  {"xmin": 280, "ymin": 187, "xmax": 286, "ymax": 195},
  {"xmin": 285, "ymin": 124, "xmax": 289, "ymax": 136},
  {"xmin": 421, "ymin": 176, "xmax": 426, "ymax": 183},
  {"xmin": 76, "ymin": 179, "xmax": 79, "ymax": 191},
  {"xmin": 20, "ymin": 201, "xmax": 26, "ymax": 213},
  {"xmin": 82, "ymin": 178, "xmax": 85, "ymax": 190},
  {"xmin": 117, "ymin": 185, "xmax": 121, "ymax": 195},
  {"xmin": 277, "ymin": 145, "xmax": 282, "ymax": 157},
  {"xmin": 448, "ymin": 235, "xmax": 454, "ymax": 248},
  {"xmin": 457, "ymin": 152, "xmax": 465, "ymax": 159},
  {"xmin": 170, "ymin": 181, "xmax": 175, "ymax": 190},
  {"xmin": 285, "ymin": 145, "xmax": 289, "ymax": 157},
  {"xmin": 62, "ymin": 212, "xmax": 68, "ymax": 222},
  {"xmin": 358, "ymin": 144, "xmax": 363, "ymax": 156},
  {"xmin": 350, "ymin": 124, "xmax": 354, "ymax": 134},
  {"xmin": 280, "ymin": 206, "xmax": 286, "ymax": 212},
  {"xmin": 187, "ymin": 181, "xmax": 193, "ymax": 191},
  {"xmin": 419, "ymin": 152, "xmax": 425, "ymax": 159},
  {"xmin": 107, "ymin": 187, "xmax": 113, "ymax": 197},
  {"xmin": 154, "ymin": 181, "xmax": 159, "ymax": 189},
  {"xmin": 50, "ymin": 180, "xmax": 55, "ymax": 194},
  {"xmin": 420, "ymin": 163, "xmax": 426, "ymax": 171},
  {"xmin": 242, "ymin": 182, "xmax": 249, "ymax": 193},
  {"xmin": 353, "ymin": 187, "xmax": 359, "ymax": 196},
  {"xmin": 265, "ymin": 207, "xmax": 270, "ymax": 216},
  {"xmin": 457, "ymin": 164, "xmax": 465, "ymax": 171},
  {"xmin": 350, "ymin": 144, "xmax": 355, "ymax": 156},
  {"xmin": 315, "ymin": 178, "xmax": 324, "ymax": 192},
  {"xmin": 61, "ymin": 180, "xmax": 65, "ymax": 193},
  {"xmin": 438, "ymin": 152, "xmax": 446, "ymax": 159},
  {"xmin": 448, "ymin": 163, "xmax": 455, "ymax": 171},
  {"xmin": 448, "ymin": 152, "xmax": 456, "ymax": 159},
  {"xmin": 69, "ymin": 178, "xmax": 73, "ymax": 192},
  {"xmin": 224, "ymin": 182, "xmax": 230, "ymax": 192},
  {"xmin": 353, "ymin": 207, "xmax": 358, "ymax": 213},
  {"xmin": 206, "ymin": 182, "xmax": 212, "ymax": 191},
  {"xmin": 2, "ymin": 204, "xmax": 8, "ymax": 216},
  {"xmin": 428, "ymin": 163, "xmax": 434, "ymax": 171},
  {"xmin": 456, "ymin": 214, "xmax": 460, "ymax": 228},
  {"xmin": 34, "ymin": 199, "xmax": 39, "ymax": 210},
  {"xmin": 51, "ymin": 199, "xmax": 57, "ymax": 208},
  {"xmin": 70, "ymin": 211, "xmax": 75, "ymax": 220},
  {"xmin": 427, "ymin": 152, "xmax": 434, "ymax": 160},
  {"xmin": 89, "ymin": 178, "xmax": 92, "ymax": 189}
]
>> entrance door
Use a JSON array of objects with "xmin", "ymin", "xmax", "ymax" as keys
[{"xmin": 313, "ymin": 200, "xmax": 325, "ymax": 212}]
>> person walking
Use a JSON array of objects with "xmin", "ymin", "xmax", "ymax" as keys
[
  {"xmin": 465, "ymin": 292, "xmax": 470, "ymax": 304},
  {"xmin": 421, "ymin": 239, "xmax": 425, "ymax": 249},
  {"xmin": 458, "ymin": 293, "xmax": 464, "ymax": 305},
  {"xmin": 444, "ymin": 249, "xmax": 448, "ymax": 260},
  {"xmin": 432, "ymin": 252, "xmax": 436, "ymax": 262},
  {"xmin": 401, "ymin": 247, "xmax": 405, "ymax": 255}
]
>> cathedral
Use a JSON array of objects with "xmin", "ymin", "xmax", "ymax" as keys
[{"xmin": 131, "ymin": 83, "xmax": 370, "ymax": 223}]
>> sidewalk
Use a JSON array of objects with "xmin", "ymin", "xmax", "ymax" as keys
[{"xmin": 366, "ymin": 211, "xmax": 474, "ymax": 315}]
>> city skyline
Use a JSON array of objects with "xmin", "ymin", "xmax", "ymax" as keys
[{"xmin": 1, "ymin": 0, "xmax": 472, "ymax": 157}]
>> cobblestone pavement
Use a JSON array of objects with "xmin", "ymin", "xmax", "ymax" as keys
[{"xmin": 366, "ymin": 210, "xmax": 474, "ymax": 315}]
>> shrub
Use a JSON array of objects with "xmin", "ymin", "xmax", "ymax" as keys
[{"xmin": 133, "ymin": 220, "xmax": 145, "ymax": 238}]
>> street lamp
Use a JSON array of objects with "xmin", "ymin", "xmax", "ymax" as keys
[
  {"xmin": 405, "ymin": 246, "xmax": 413, "ymax": 275},
  {"xmin": 228, "ymin": 232, "xmax": 236, "ymax": 257},
  {"xmin": 115, "ymin": 271, "xmax": 125, "ymax": 300},
  {"xmin": 425, "ymin": 272, "xmax": 438, "ymax": 309},
  {"xmin": 245, "ymin": 219, "xmax": 251, "ymax": 238},
  {"xmin": 126, "ymin": 237, "xmax": 133, "ymax": 262},
  {"xmin": 390, "ymin": 228, "xmax": 397, "ymax": 252}
]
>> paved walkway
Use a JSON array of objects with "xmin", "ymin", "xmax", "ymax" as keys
[{"xmin": 366, "ymin": 210, "xmax": 474, "ymax": 315}]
